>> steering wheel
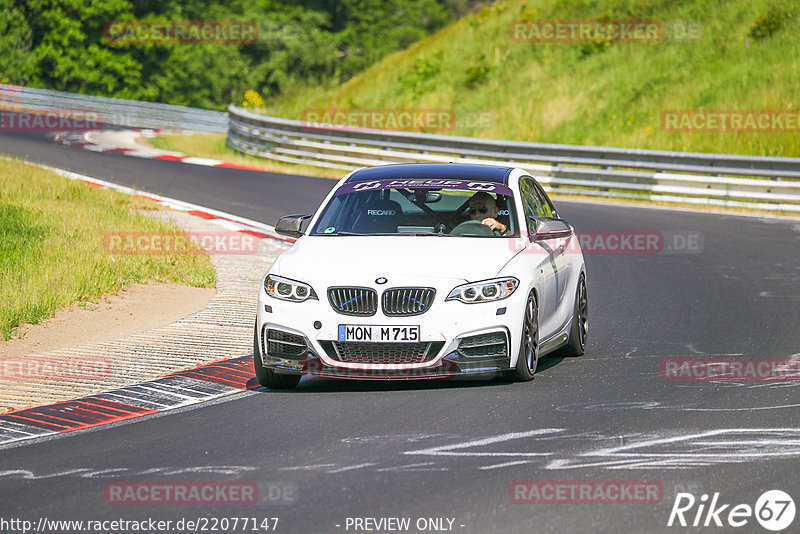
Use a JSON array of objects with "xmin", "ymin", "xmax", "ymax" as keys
[{"xmin": 450, "ymin": 220, "xmax": 495, "ymax": 236}]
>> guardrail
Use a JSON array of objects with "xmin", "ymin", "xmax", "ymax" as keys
[
  {"xmin": 227, "ymin": 105, "xmax": 800, "ymax": 212},
  {"xmin": 0, "ymin": 84, "xmax": 227, "ymax": 132}
]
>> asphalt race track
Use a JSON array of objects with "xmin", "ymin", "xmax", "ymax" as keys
[{"xmin": 2, "ymin": 132, "xmax": 800, "ymax": 533}]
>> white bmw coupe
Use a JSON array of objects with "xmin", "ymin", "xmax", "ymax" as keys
[{"xmin": 254, "ymin": 164, "xmax": 587, "ymax": 388}]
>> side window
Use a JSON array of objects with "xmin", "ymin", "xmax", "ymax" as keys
[
  {"xmin": 531, "ymin": 183, "xmax": 555, "ymax": 218},
  {"xmin": 518, "ymin": 178, "xmax": 542, "ymax": 234}
]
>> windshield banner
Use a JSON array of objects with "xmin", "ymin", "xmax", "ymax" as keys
[{"xmin": 335, "ymin": 179, "xmax": 513, "ymax": 197}]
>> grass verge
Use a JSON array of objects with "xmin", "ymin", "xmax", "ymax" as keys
[{"xmin": 0, "ymin": 157, "xmax": 216, "ymax": 340}]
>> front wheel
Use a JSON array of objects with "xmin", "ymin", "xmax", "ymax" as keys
[
  {"xmin": 557, "ymin": 274, "xmax": 587, "ymax": 357},
  {"xmin": 509, "ymin": 292, "xmax": 539, "ymax": 382},
  {"xmin": 253, "ymin": 321, "xmax": 301, "ymax": 389}
]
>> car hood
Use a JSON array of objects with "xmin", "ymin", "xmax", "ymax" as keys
[{"xmin": 273, "ymin": 236, "xmax": 519, "ymax": 284}]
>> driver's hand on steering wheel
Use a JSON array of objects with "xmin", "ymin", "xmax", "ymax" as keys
[{"xmin": 481, "ymin": 218, "xmax": 507, "ymax": 233}]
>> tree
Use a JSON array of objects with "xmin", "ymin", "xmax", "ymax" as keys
[{"xmin": 0, "ymin": 0, "xmax": 36, "ymax": 84}]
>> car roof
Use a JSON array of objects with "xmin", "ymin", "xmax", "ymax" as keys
[{"xmin": 344, "ymin": 163, "xmax": 513, "ymax": 185}]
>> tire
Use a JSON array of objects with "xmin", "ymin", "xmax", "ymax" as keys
[
  {"xmin": 253, "ymin": 321, "xmax": 301, "ymax": 389},
  {"xmin": 509, "ymin": 291, "xmax": 539, "ymax": 382},
  {"xmin": 557, "ymin": 274, "xmax": 587, "ymax": 357}
]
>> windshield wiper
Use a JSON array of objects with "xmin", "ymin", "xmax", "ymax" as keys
[
  {"xmin": 318, "ymin": 231, "xmax": 456, "ymax": 237},
  {"xmin": 320, "ymin": 231, "xmax": 367, "ymax": 236},
  {"xmin": 410, "ymin": 232, "xmax": 455, "ymax": 237}
]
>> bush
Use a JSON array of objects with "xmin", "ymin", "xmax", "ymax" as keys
[
  {"xmin": 464, "ymin": 54, "xmax": 490, "ymax": 87},
  {"xmin": 402, "ymin": 54, "xmax": 444, "ymax": 95},
  {"xmin": 748, "ymin": 7, "xmax": 795, "ymax": 40}
]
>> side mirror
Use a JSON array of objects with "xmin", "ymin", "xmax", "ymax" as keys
[
  {"xmin": 275, "ymin": 214, "xmax": 312, "ymax": 238},
  {"xmin": 530, "ymin": 217, "xmax": 573, "ymax": 241}
]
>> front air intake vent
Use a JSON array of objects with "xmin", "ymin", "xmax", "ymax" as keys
[
  {"xmin": 322, "ymin": 341, "xmax": 444, "ymax": 364},
  {"xmin": 457, "ymin": 331, "xmax": 508, "ymax": 359},
  {"xmin": 263, "ymin": 328, "xmax": 308, "ymax": 357}
]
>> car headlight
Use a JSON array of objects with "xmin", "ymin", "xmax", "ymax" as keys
[
  {"xmin": 446, "ymin": 277, "xmax": 519, "ymax": 304},
  {"xmin": 264, "ymin": 274, "xmax": 318, "ymax": 302}
]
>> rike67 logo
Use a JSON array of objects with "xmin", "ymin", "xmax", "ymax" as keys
[{"xmin": 668, "ymin": 490, "xmax": 795, "ymax": 531}]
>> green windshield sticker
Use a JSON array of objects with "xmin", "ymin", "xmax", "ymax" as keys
[{"xmin": 323, "ymin": 226, "xmax": 336, "ymax": 233}]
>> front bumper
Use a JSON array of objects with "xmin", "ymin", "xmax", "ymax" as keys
[
  {"xmin": 303, "ymin": 357, "xmax": 503, "ymax": 380},
  {"xmin": 256, "ymin": 282, "xmax": 525, "ymax": 379}
]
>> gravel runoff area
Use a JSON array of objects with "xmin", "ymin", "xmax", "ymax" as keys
[{"xmin": 0, "ymin": 208, "xmax": 287, "ymax": 413}]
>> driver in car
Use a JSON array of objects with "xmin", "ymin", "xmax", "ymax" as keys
[{"xmin": 468, "ymin": 192, "xmax": 508, "ymax": 234}]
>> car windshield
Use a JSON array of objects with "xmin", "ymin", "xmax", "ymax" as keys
[{"xmin": 309, "ymin": 178, "xmax": 518, "ymax": 237}]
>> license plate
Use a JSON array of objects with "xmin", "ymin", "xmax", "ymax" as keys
[{"xmin": 338, "ymin": 325, "xmax": 420, "ymax": 343}]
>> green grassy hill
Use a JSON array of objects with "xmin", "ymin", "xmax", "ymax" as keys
[{"xmin": 265, "ymin": 0, "xmax": 799, "ymax": 157}]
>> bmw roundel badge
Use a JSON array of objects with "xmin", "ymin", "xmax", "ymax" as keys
[{"xmin": 375, "ymin": 277, "xmax": 388, "ymax": 285}]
